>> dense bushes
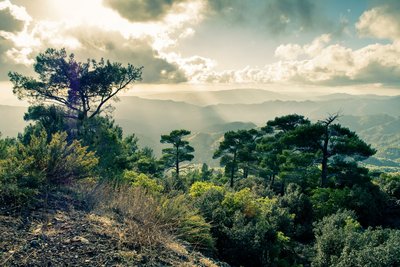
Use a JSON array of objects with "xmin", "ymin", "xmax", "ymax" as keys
[
  {"xmin": 189, "ymin": 182, "xmax": 302, "ymax": 266},
  {"xmin": 313, "ymin": 210, "xmax": 400, "ymax": 267},
  {"xmin": 0, "ymin": 129, "xmax": 97, "ymax": 206},
  {"xmin": 311, "ymin": 184, "xmax": 388, "ymax": 226},
  {"xmin": 2, "ymin": 108, "xmax": 400, "ymax": 267}
]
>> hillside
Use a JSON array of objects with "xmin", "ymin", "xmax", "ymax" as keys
[
  {"xmin": 0, "ymin": 191, "xmax": 222, "ymax": 266},
  {"xmin": 0, "ymin": 92, "xmax": 399, "ymax": 266},
  {"xmin": 139, "ymin": 89, "xmax": 291, "ymax": 106},
  {"xmin": 339, "ymin": 115, "xmax": 400, "ymax": 171},
  {"xmin": 0, "ymin": 93, "xmax": 399, "ymax": 169}
]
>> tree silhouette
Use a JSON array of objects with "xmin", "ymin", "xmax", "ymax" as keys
[
  {"xmin": 160, "ymin": 129, "xmax": 194, "ymax": 178},
  {"xmin": 9, "ymin": 48, "xmax": 142, "ymax": 121},
  {"xmin": 214, "ymin": 129, "xmax": 260, "ymax": 187},
  {"xmin": 285, "ymin": 114, "xmax": 376, "ymax": 187}
]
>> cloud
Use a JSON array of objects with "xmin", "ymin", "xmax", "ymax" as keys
[
  {"xmin": 0, "ymin": 0, "xmax": 199, "ymax": 83},
  {"xmin": 0, "ymin": 38, "xmax": 31, "ymax": 79},
  {"xmin": 68, "ymin": 26, "xmax": 190, "ymax": 83},
  {"xmin": 356, "ymin": 5, "xmax": 400, "ymax": 41},
  {"xmin": 0, "ymin": 0, "xmax": 31, "ymax": 33},
  {"xmin": 189, "ymin": 34, "xmax": 400, "ymax": 87},
  {"xmin": 0, "ymin": 1, "xmax": 33, "ymax": 79},
  {"xmin": 103, "ymin": 0, "xmax": 188, "ymax": 22},
  {"xmin": 262, "ymin": 0, "xmax": 316, "ymax": 34},
  {"xmin": 12, "ymin": 23, "xmax": 187, "ymax": 83},
  {"xmin": 0, "ymin": 6, "xmax": 23, "ymax": 32},
  {"xmin": 275, "ymin": 34, "xmax": 331, "ymax": 60},
  {"xmin": 170, "ymin": 1, "xmax": 400, "ymax": 87},
  {"xmin": 3, "ymin": 0, "xmax": 399, "ymax": 89},
  {"xmin": 205, "ymin": 0, "xmax": 323, "ymax": 35},
  {"xmin": 162, "ymin": 52, "xmax": 215, "ymax": 83}
]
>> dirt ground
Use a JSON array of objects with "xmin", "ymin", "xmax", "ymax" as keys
[{"xmin": 0, "ymin": 193, "xmax": 224, "ymax": 267}]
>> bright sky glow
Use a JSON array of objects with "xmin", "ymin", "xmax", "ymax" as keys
[{"xmin": 0, "ymin": 0, "xmax": 399, "ymax": 101}]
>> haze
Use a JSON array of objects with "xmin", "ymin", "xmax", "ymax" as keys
[{"xmin": 0, "ymin": 0, "xmax": 399, "ymax": 99}]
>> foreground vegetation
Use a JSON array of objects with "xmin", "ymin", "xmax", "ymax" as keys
[{"xmin": 1, "ymin": 48, "xmax": 400, "ymax": 266}]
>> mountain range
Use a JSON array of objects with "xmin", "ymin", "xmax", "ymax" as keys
[{"xmin": 0, "ymin": 89, "xmax": 399, "ymax": 170}]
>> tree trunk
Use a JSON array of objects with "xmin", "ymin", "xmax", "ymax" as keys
[
  {"xmin": 269, "ymin": 173, "xmax": 275, "ymax": 189},
  {"xmin": 230, "ymin": 151, "xmax": 237, "ymax": 188},
  {"xmin": 321, "ymin": 131, "xmax": 329, "ymax": 187},
  {"xmin": 175, "ymin": 145, "xmax": 180, "ymax": 179},
  {"xmin": 320, "ymin": 114, "xmax": 338, "ymax": 187},
  {"xmin": 243, "ymin": 166, "xmax": 249, "ymax": 179}
]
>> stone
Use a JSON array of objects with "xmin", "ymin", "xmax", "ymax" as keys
[{"xmin": 71, "ymin": 236, "xmax": 90, "ymax": 244}]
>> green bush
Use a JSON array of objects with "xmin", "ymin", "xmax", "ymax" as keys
[
  {"xmin": 312, "ymin": 210, "xmax": 400, "ymax": 267},
  {"xmin": 375, "ymin": 173, "xmax": 400, "ymax": 199},
  {"xmin": 189, "ymin": 181, "xmax": 225, "ymax": 198},
  {"xmin": 123, "ymin": 170, "xmax": 163, "ymax": 195},
  {"xmin": 191, "ymin": 184, "xmax": 298, "ymax": 266},
  {"xmin": 279, "ymin": 183, "xmax": 314, "ymax": 241},
  {"xmin": 78, "ymin": 116, "xmax": 138, "ymax": 179},
  {"xmin": 0, "ymin": 129, "xmax": 98, "ymax": 206},
  {"xmin": 311, "ymin": 185, "xmax": 387, "ymax": 226},
  {"xmin": 157, "ymin": 194, "xmax": 215, "ymax": 252}
]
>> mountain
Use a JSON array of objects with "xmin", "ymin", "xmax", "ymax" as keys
[
  {"xmin": 114, "ymin": 96, "xmax": 224, "ymax": 134},
  {"xmin": 113, "ymin": 96, "xmax": 225, "ymax": 157},
  {"xmin": 202, "ymin": 121, "xmax": 257, "ymax": 133},
  {"xmin": 187, "ymin": 122, "xmax": 257, "ymax": 166},
  {"xmin": 316, "ymin": 93, "xmax": 392, "ymax": 101},
  {"xmin": 139, "ymin": 88, "xmax": 290, "ymax": 106},
  {"xmin": 113, "ymin": 95, "xmax": 400, "ymax": 168},
  {"xmin": 204, "ymin": 96, "xmax": 400, "ymax": 124},
  {"xmin": 0, "ymin": 93, "xmax": 399, "ymax": 169}
]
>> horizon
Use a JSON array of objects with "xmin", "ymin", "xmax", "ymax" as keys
[
  {"xmin": 1, "ymin": 0, "xmax": 400, "ymax": 105},
  {"xmin": 1, "ymin": 80, "xmax": 399, "ymax": 107}
]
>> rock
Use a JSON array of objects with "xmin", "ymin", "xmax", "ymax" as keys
[
  {"xmin": 71, "ymin": 236, "xmax": 90, "ymax": 244},
  {"xmin": 33, "ymin": 226, "xmax": 42, "ymax": 234}
]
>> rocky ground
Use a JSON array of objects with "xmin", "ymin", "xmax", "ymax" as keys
[{"xmin": 0, "ymin": 193, "xmax": 224, "ymax": 266}]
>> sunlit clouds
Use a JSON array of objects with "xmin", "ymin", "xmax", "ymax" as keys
[{"xmin": 0, "ymin": 0, "xmax": 399, "ymax": 90}]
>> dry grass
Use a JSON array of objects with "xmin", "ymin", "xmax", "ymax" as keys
[
  {"xmin": 87, "ymin": 183, "xmax": 171, "ymax": 250},
  {"xmin": 86, "ymin": 182, "xmax": 217, "ymax": 262},
  {"xmin": 1, "ymin": 180, "xmax": 223, "ymax": 266}
]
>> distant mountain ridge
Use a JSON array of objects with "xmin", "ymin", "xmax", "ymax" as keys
[
  {"xmin": 0, "ymin": 92, "xmax": 398, "ymax": 169},
  {"xmin": 139, "ymin": 88, "xmax": 291, "ymax": 106}
]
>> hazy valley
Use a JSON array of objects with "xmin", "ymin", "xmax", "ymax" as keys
[{"xmin": 1, "ymin": 89, "xmax": 399, "ymax": 170}]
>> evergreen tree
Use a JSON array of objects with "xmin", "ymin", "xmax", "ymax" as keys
[
  {"xmin": 214, "ymin": 129, "xmax": 260, "ymax": 187},
  {"xmin": 160, "ymin": 129, "xmax": 194, "ymax": 178},
  {"xmin": 9, "ymin": 48, "xmax": 142, "ymax": 123}
]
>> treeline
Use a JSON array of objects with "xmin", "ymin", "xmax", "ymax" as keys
[{"xmin": 1, "ymin": 48, "xmax": 400, "ymax": 267}]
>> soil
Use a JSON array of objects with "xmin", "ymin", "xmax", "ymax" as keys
[{"xmin": 0, "ymin": 193, "xmax": 225, "ymax": 267}]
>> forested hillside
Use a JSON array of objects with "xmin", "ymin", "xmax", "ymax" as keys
[
  {"xmin": 1, "ymin": 95, "xmax": 399, "ymax": 170},
  {"xmin": 1, "ymin": 49, "xmax": 400, "ymax": 266}
]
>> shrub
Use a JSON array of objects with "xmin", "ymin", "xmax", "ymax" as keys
[
  {"xmin": 0, "ymin": 129, "xmax": 98, "ymax": 206},
  {"xmin": 189, "ymin": 181, "xmax": 224, "ymax": 198},
  {"xmin": 191, "ymin": 184, "xmax": 297, "ymax": 266},
  {"xmin": 279, "ymin": 183, "xmax": 314, "ymax": 241},
  {"xmin": 311, "ymin": 185, "xmax": 387, "ymax": 226},
  {"xmin": 123, "ymin": 170, "xmax": 163, "ymax": 195},
  {"xmin": 78, "ymin": 117, "xmax": 138, "ymax": 179},
  {"xmin": 158, "ymin": 194, "xmax": 215, "ymax": 251},
  {"xmin": 312, "ymin": 210, "xmax": 400, "ymax": 267},
  {"xmin": 375, "ymin": 173, "xmax": 400, "ymax": 199},
  {"xmin": 91, "ymin": 183, "xmax": 214, "ymax": 252}
]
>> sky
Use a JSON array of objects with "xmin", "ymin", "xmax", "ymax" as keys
[{"xmin": 1, "ymin": 0, "xmax": 400, "ymax": 103}]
